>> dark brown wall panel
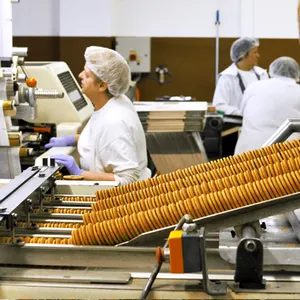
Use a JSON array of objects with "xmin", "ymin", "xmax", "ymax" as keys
[
  {"xmin": 138, "ymin": 38, "xmax": 235, "ymax": 101},
  {"xmin": 59, "ymin": 37, "xmax": 113, "ymax": 81},
  {"xmin": 259, "ymin": 39, "xmax": 300, "ymax": 69},
  {"xmin": 12, "ymin": 37, "xmax": 300, "ymax": 102},
  {"xmin": 13, "ymin": 37, "xmax": 60, "ymax": 61},
  {"xmin": 138, "ymin": 38, "xmax": 300, "ymax": 101}
]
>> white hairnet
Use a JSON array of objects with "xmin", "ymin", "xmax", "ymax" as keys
[
  {"xmin": 269, "ymin": 57, "xmax": 300, "ymax": 82},
  {"xmin": 84, "ymin": 46, "xmax": 130, "ymax": 96},
  {"xmin": 230, "ymin": 37, "xmax": 259, "ymax": 62}
]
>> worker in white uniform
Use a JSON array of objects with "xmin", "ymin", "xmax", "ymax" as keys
[
  {"xmin": 235, "ymin": 57, "xmax": 300, "ymax": 154},
  {"xmin": 212, "ymin": 37, "xmax": 269, "ymax": 116},
  {"xmin": 46, "ymin": 46, "xmax": 151, "ymax": 185}
]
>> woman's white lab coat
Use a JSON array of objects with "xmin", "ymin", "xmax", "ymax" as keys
[
  {"xmin": 212, "ymin": 64, "xmax": 269, "ymax": 116},
  {"xmin": 235, "ymin": 77, "xmax": 300, "ymax": 154},
  {"xmin": 77, "ymin": 95, "xmax": 151, "ymax": 185}
]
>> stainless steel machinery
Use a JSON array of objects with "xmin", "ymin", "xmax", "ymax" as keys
[{"xmin": 0, "ymin": 120, "xmax": 300, "ymax": 298}]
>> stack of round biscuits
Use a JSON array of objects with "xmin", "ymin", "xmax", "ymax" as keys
[
  {"xmin": 72, "ymin": 139, "xmax": 300, "ymax": 245},
  {"xmin": 32, "ymin": 208, "xmax": 88, "ymax": 214},
  {"xmin": 17, "ymin": 221, "xmax": 82, "ymax": 229},
  {"xmin": 0, "ymin": 236, "xmax": 71, "ymax": 244},
  {"xmin": 43, "ymin": 196, "xmax": 96, "ymax": 202},
  {"xmin": 6, "ymin": 139, "xmax": 300, "ymax": 245}
]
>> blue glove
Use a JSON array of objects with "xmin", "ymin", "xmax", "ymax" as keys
[
  {"xmin": 52, "ymin": 154, "xmax": 83, "ymax": 175},
  {"xmin": 45, "ymin": 135, "xmax": 75, "ymax": 149}
]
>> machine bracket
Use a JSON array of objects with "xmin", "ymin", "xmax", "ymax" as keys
[
  {"xmin": 234, "ymin": 235, "xmax": 266, "ymax": 289},
  {"xmin": 5, "ymin": 212, "xmax": 24, "ymax": 245},
  {"xmin": 199, "ymin": 227, "xmax": 227, "ymax": 295}
]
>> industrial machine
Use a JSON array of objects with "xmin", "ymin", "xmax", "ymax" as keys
[
  {"xmin": 1, "ymin": 61, "xmax": 95, "ymax": 176},
  {"xmin": 0, "ymin": 0, "xmax": 94, "ymax": 179},
  {"xmin": 0, "ymin": 119, "xmax": 300, "ymax": 299},
  {"xmin": 3, "ymin": 2, "xmax": 300, "ymax": 298},
  {"xmin": 21, "ymin": 61, "xmax": 94, "ymax": 129},
  {"xmin": 0, "ymin": 50, "xmax": 68, "ymax": 178},
  {"xmin": 18, "ymin": 62, "xmax": 94, "ymax": 168}
]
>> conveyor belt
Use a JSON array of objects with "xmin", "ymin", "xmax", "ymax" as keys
[
  {"xmin": 2, "ymin": 140, "xmax": 300, "ymax": 247},
  {"xmin": 1, "ymin": 123, "xmax": 300, "ymax": 298},
  {"xmin": 79, "ymin": 140, "xmax": 300, "ymax": 246}
]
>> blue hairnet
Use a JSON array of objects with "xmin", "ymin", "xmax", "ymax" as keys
[
  {"xmin": 269, "ymin": 57, "xmax": 300, "ymax": 82},
  {"xmin": 230, "ymin": 38, "xmax": 259, "ymax": 62},
  {"xmin": 84, "ymin": 46, "xmax": 131, "ymax": 96}
]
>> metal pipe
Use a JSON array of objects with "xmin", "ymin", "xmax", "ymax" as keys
[
  {"xmin": 242, "ymin": 225, "xmax": 256, "ymax": 239},
  {"xmin": 34, "ymin": 89, "xmax": 64, "ymax": 99},
  {"xmin": 262, "ymin": 119, "xmax": 300, "ymax": 146},
  {"xmin": 19, "ymin": 65, "xmax": 31, "ymax": 79},
  {"xmin": 12, "ymin": 47, "xmax": 27, "ymax": 57},
  {"xmin": 242, "ymin": 225, "xmax": 257, "ymax": 252},
  {"xmin": 215, "ymin": 10, "xmax": 220, "ymax": 86}
]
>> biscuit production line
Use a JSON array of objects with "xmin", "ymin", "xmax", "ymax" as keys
[
  {"xmin": 4, "ymin": 3, "xmax": 300, "ymax": 299},
  {"xmin": 1, "ymin": 42, "xmax": 300, "ymax": 300},
  {"xmin": 1, "ymin": 118, "xmax": 300, "ymax": 299}
]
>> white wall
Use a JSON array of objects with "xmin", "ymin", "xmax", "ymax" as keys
[
  {"xmin": 254, "ymin": 0, "xmax": 298, "ymax": 38},
  {"xmin": 112, "ymin": 0, "xmax": 241, "ymax": 37},
  {"xmin": 11, "ymin": 0, "xmax": 299, "ymax": 38},
  {"xmin": 12, "ymin": 0, "xmax": 60, "ymax": 36},
  {"xmin": 59, "ymin": 0, "xmax": 113, "ymax": 36}
]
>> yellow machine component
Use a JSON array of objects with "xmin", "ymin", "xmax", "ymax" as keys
[{"xmin": 168, "ymin": 230, "xmax": 184, "ymax": 273}]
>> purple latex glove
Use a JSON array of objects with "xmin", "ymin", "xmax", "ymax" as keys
[
  {"xmin": 45, "ymin": 135, "xmax": 75, "ymax": 149},
  {"xmin": 52, "ymin": 154, "xmax": 83, "ymax": 175}
]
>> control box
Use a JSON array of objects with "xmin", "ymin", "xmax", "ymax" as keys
[{"xmin": 116, "ymin": 37, "xmax": 151, "ymax": 73}]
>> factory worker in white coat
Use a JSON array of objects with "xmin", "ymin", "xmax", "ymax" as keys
[
  {"xmin": 212, "ymin": 37, "xmax": 269, "ymax": 116},
  {"xmin": 235, "ymin": 57, "xmax": 300, "ymax": 154},
  {"xmin": 47, "ymin": 46, "xmax": 151, "ymax": 185}
]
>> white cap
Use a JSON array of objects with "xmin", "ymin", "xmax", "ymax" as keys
[{"xmin": 84, "ymin": 46, "xmax": 131, "ymax": 96}]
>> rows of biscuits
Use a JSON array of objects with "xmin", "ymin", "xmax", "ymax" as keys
[
  {"xmin": 43, "ymin": 196, "xmax": 96, "ymax": 202},
  {"xmin": 3, "ymin": 139, "xmax": 299, "ymax": 246},
  {"xmin": 72, "ymin": 174, "xmax": 300, "ymax": 245},
  {"xmin": 32, "ymin": 208, "xmax": 89, "ymax": 214},
  {"xmin": 0, "ymin": 236, "xmax": 71, "ymax": 244},
  {"xmin": 95, "ymin": 139, "xmax": 300, "ymax": 200},
  {"xmin": 17, "ymin": 221, "xmax": 82, "ymax": 229},
  {"xmin": 90, "ymin": 144, "xmax": 300, "ymax": 213},
  {"xmin": 69, "ymin": 139, "xmax": 300, "ymax": 245},
  {"xmin": 90, "ymin": 157, "xmax": 300, "ymax": 214}
]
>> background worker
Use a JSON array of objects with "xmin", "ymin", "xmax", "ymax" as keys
[
  {"xmin": 212, "ymin": 37, "xmax": 269, "ymax": 156},
  {"xmin": 213, "ymin": 37, "xmax": 268, "ymax": 116},
  {"xmin": 235, "ymin": 57, "xmax": 300, "ymax": 154},
  {"xmin": 46, "ymin": 46, "xmax": 151, "ymax": 185}
]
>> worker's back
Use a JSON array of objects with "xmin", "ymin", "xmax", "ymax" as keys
[{"xmin": 235, "ymin": 77, "xmax": 300, "ymax": 154}]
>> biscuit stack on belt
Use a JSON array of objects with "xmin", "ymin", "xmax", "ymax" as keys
[
  {"xmin": 0, "ymin": 236, "xmax": 71, "ymax": 244},
  {"xmin": 32, "ymin": 208, "xmax": 88, "ymax": 214},
  {"xmin": 43, "ymin": 196, "xmax": 96, "ymax": 202},
  {"xmin": 67, "ymin": 139, "xmax": 300, "ymax": 246},
  {"xmin": 11, "ymin": 139, "xmax": 300, "ymax": 246},
  {"xmin": 17, "ymin": 221, "xmax": 82, "ymax": 229}
]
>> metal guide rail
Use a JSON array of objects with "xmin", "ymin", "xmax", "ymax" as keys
[
  {"xmin": 0, "ymin": 166, "xmax": 59, "ymax": 218},
  {"xmin": 122, "ymin": 191, "xmax": 300, "ymax": 246},
  {"xmin": 0, "ymin": 193, "xmax": 299, "ymax": 269},
  {"xmin": 0, "ymin": 165, "xmax": 59, "ymax": 243}
]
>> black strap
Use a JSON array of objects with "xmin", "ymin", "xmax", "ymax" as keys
[
  {"xmin": 218, "ymin": 69, "xmax": 261, "ymax": 94},
  {"xmin": 237, "ymin": 73, "xmax": 246, "ymax": 94},
  {"xmin": 254, "ymin": 70, "xmax": 260, "ymax": 80},
  {"xmin": 237, "ymin": 70, "xmax": 261, "ymax": 94}
]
